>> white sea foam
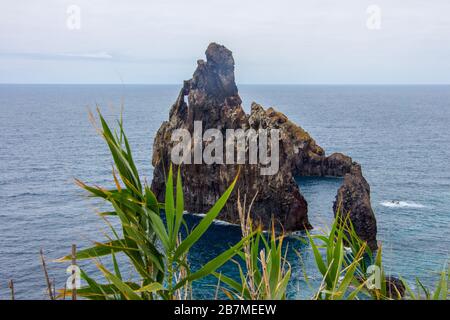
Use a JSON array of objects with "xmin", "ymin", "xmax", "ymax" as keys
[
  {"xmin": 213, "ymin": 219, "xmax": 238, "ymax": 226},
  {"xmin": 380, "ymin": 200, "xmax": 426, "ymax": 209},
  {"xmin": 188, "ymin": 212, "xmax": 238, "ymax": 226}
]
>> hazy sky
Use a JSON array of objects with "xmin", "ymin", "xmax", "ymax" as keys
[{"xmin": 1, "ymin": 0, "xmax": 450, "ymax": 84}]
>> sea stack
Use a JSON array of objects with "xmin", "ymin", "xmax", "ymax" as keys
[
  {"xmin": 151, "ymin": 42, "xmax": 377, "ymax": 248},
  {"xmin": 333, "ymin": 164, "xmax": 378, "ymax": 250}
]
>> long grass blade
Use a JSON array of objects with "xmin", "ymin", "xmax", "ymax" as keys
[{"xmin": 173, "ymin": 174, "xmax": 239, "ymax": 261}]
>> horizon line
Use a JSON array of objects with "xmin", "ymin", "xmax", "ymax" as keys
[{"xmin": 1, "ymin": 83, "xmax": 450, "ymax": 86}]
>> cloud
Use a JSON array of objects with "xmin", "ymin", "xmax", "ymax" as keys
[
  {"xmin": 1, "ymin": 0, "xmax": 450, "ymax": 83},
  {"xmin": 0, "ymin": 51, "xmax": 114, "ymax": 61},
  {"xmin": 60, "ymin": 52, "xmax": 113, "ymax": 59}
]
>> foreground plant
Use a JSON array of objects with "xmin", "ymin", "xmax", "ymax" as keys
[
  {"xmin": 307, "ymin": 211, "xmax": 449, "ymax": 300},
  {"xmin": 53, "ymin": 109, "xmax": 448, "ymax": 301},
  {"xmin": 306, "ymin": 214, "xmax": 369, "ymax": 300},
  {"xmin": 214, "ymin": 193, "xmax": 291, "ymax": 300},
  {"xmin": 402, "ymin": 266, "xmax": 449, "ymax": 300},
  {"xmin": 56, "ymin": 109, "xmax": 252, "ymax": 300}
]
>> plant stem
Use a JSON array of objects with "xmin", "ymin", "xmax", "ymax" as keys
[{"xmin": 40, "ymin": 248, "xmax": 54, "ymax": 300}]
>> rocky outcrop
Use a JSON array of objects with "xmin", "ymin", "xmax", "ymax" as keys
[
  {"xmin": 151, "ymin": 42, "xmax": 377, "ymax": 244},
  {"xmin": 385, "ymin": 276, "xmax": 406, "ymax": 299},
  {"xmin": 333, "ymin": 164, "xmax": 378, "ymax": 250},
  {"xmin": 151, "ymin": 43, "xmax": 311, "ymax": 230}
]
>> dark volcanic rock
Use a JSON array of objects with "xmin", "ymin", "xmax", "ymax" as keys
[
  {"xmin": 333, "ymin": 164, "xmax": 378, "ymax": 251},
  {"xmin": 385, "ymin": 276, "xmax": 406, "ymax": 299},
  {"xmin": 152, "ymin": 42, "xmax": 377, "ymax": 242}
]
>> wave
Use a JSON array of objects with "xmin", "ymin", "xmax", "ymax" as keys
[
  {"xmin": 213, "ymin": 219, "xmax": 238, "ymax": 227},
  {"xmin": 187, "ymin": 212, "xmax": 239, "ymax": 227},
  {"xmin": 380, "ymin": 200, "xmax": 426, "ymax": 209},
  {"xmin": 2, "ymin": 192, "xmax": 46, "ymax": 199}
]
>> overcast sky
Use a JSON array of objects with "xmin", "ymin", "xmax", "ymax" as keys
[{"xmin": 1, "ymin": 0, "xmax": 450, "ymax": 84}]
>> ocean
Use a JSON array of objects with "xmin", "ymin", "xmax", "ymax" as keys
[{"xmin": 0, "ymin": 84, "xmax": 449, "ymax": 299}]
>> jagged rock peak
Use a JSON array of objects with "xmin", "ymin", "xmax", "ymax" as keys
[
  {"xmin": 190, "ymin": 42, "xmax": 239, "ymax": 102},
  {"xmin": 205, "ymin": 42, "xmax": 235, "ymax": 70}
]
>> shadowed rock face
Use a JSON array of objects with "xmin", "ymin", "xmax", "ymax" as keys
[
  {"xmin": 333, "ymin": 164, "xmax": 378, "ymax": 251},
  {"xmin": 151, "ymin": 43, "xmax": 377, "ymax": 245},
  {"xmin": 385, "ymin": 276, "xmax": 406, "ymax": 299}
]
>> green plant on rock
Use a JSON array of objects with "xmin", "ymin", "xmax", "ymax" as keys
[{"xmin": 56, "ymin": 109, "xmax": 252, "ymax": 300}]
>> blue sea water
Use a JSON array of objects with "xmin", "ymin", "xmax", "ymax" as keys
[{"xmin": 0, "ymin": 84, "xmax": 449, "ymax": 299}]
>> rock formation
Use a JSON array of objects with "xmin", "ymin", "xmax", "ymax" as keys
[
  {"xmin": 151, "ymin": 43, "xmax": 377, "ymax": 248},
  {"xmin": 333, "ymin": 164, "xmax": 378, "ymax": 251},
  {"xmin": 385, "ymin": 276, "xmax": 406, "ymax": 299}
]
